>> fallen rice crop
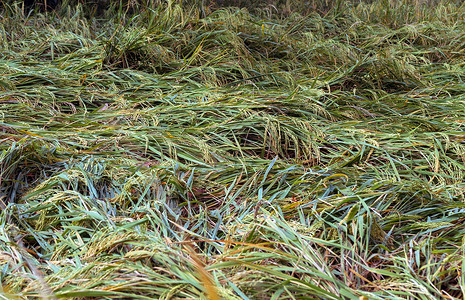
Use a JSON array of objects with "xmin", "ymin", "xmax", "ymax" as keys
[{"xmin": 1, "ymin": 0, "xmax": 465, "ymax": 298}]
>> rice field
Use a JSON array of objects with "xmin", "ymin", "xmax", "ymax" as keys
[{"xmin": 1, "ymin": 0, "xmax": 465, "ymax": 298}]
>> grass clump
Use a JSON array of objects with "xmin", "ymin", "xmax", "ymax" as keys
[{"xmin": 1, "ymin": 0, "xmax": 465, "ymax": 298}]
